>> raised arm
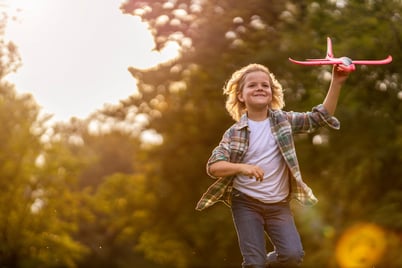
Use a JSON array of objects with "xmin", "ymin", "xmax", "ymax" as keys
[{"xmin": 323, "ymin": 65, "xmax": 350, "ymax": 115}]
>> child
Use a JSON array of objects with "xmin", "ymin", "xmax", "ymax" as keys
[{"xmin": 196, "ymin": 63, "xmax": 349, "ymax": 267}]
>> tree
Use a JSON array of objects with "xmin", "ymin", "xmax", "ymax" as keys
[{"xmin": 0, "ymin": 14, "xmax": 88, "ymax": 268}]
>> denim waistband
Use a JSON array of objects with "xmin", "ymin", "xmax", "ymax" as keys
[{"xmin": 232, "ymin": 187, "xmax": 290, "ymax": 205}]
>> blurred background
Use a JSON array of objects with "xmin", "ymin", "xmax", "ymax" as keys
[{"xmin": 0, "ymin": 0, "xmax": 401, "ymax": 267}]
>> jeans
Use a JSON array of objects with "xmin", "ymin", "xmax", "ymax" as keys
[{"xmin": 231, "ymin": 189, "xmax": 304, "ymax": 268}]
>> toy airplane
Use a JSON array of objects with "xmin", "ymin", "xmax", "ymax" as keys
[{"xmin": 289, "ymin": 37, "xmax": 392, "ymax": 72}]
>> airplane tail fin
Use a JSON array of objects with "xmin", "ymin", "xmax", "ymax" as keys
[{"xmin": 326, "ymin": 37, "xmax": 334, "ymax": 58}]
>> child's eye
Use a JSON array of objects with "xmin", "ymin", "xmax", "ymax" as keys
[{"xmin": 246, "ymin": 82, "xmax": 270, "ymax": 88}]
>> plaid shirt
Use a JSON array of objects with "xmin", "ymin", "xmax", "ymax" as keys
[{"xmin": 196, "ymin": 104, "xmax": 340, "ymax": 211}]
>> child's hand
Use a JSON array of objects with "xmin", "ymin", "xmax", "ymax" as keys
[
  {"xmin": 333, "ymin": 64, "xmax": 350, "ymax": 84},
  {"xmin": 239, "ymin": 164, "xmax": 265, "ymax": 182}
]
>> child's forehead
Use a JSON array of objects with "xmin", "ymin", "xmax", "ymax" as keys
[{"xmin": 244, "ymin": 71, "xmax": 270, "ymax": 81}]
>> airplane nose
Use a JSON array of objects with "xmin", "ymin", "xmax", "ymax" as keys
[
  {"xmin": 339, "ymin": 57, "xmax": 355, "ymax": 72},
  {"xmin": 340, "ymin": 57, "xmax": 353, "ymax": 66}
]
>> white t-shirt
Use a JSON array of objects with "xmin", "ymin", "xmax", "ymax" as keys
[{"xmin": 233, "ymin": 118, "xmax": 289, "ymax": 203}]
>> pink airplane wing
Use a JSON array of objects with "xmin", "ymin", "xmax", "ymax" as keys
[
  {"xmin": 352, "ymin": 55, "xmax": 393, "ymax": 65},
  {"xmin": 288, "ymin": 58, "xmax": 344, "ymax": 66}
]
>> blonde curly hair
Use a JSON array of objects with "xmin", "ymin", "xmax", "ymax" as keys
[{"xmin": 223, "ymin": 63, "xmax": 285, "ymax": 121}]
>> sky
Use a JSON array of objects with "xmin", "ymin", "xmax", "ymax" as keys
[{"xmin": 3, "ymin": 0, "xmax": 179, "ymax": 122}]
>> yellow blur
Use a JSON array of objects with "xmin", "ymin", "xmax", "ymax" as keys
[{"xmin": 336, "ymin": 223, "xmax": 386, "ymax": 268}]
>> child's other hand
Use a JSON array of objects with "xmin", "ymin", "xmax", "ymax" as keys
[{"xmin": 239, "ymin": 164, "xmax": 265, "ymax": 182}]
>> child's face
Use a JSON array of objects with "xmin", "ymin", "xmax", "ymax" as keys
[{"xmin": 238, "ymin": 71, "xmax": 272, "ymax": 110}]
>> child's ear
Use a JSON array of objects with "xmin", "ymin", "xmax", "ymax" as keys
[{"xmin": 237, "ymin": 92, "xmax": 244, "ymax": 103}]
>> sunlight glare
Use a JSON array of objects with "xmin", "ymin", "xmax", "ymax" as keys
[{"xmin": 2, "ymin": 0, "xmax": 180, "ymax": 122}]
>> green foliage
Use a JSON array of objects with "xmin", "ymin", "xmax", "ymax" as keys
[
  {"xmin": 0, "ymin": 15, "xmax": 88, "ymax": 268},
  {"xmin": 75, "ymin": 173, "xmax": 160, "ymax": 268},
  {"xmin": 0, "ymin": 84, "xmax": 89, "ymax": 267},
  {"xmin": 47, "ymin": 119, "xmax": 164, "ymax": 268}
]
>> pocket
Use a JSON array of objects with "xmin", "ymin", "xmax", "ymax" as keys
[
  {"xmin": 231, "ymin": 188, "xmax": 242, "ymax": 198},
  {"xmin": 231, "ymin": 188, "xmax": 249, "ymax": 202}
]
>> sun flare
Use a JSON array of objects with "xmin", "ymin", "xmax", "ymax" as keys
[{"xmin": 1, "ymin": 0, "xmax": 180, "ymax": 122}]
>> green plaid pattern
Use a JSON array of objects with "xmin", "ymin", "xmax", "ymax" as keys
[{"xmin": 196, "ymin": 104, "xmax": 339, "ymax": 211}]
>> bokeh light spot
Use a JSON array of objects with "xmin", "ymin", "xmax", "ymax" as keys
[{"xmin": 336, "ymin": 223, "xmax": 386, "ymax": 268}]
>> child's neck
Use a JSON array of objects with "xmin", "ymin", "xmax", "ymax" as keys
[{"xmin": 247, "ymin": 110, "xmax": 269, "ymax": 121}]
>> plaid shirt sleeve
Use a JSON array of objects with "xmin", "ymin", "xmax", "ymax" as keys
[
  {"xmin": 197, "ymin": 127, "xmax": 236, "ymax": 211},
  {"xmin": 287, "ymin": 104, "xmax": 340, "ymax": 134},
  {"xmin": 283, "ymin": 104, "xmax": 340, "ymax": 206},
  {"xmin": 205, "ymin": 128, "xmax": 232, "ymax": 179},
  {"xmin": 197, "ymin": 122, "xmax": 248, "ymax": 211},
  {"xmin": 195, "ymin": 176, "xmax": 233, "ymax": 211}
]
